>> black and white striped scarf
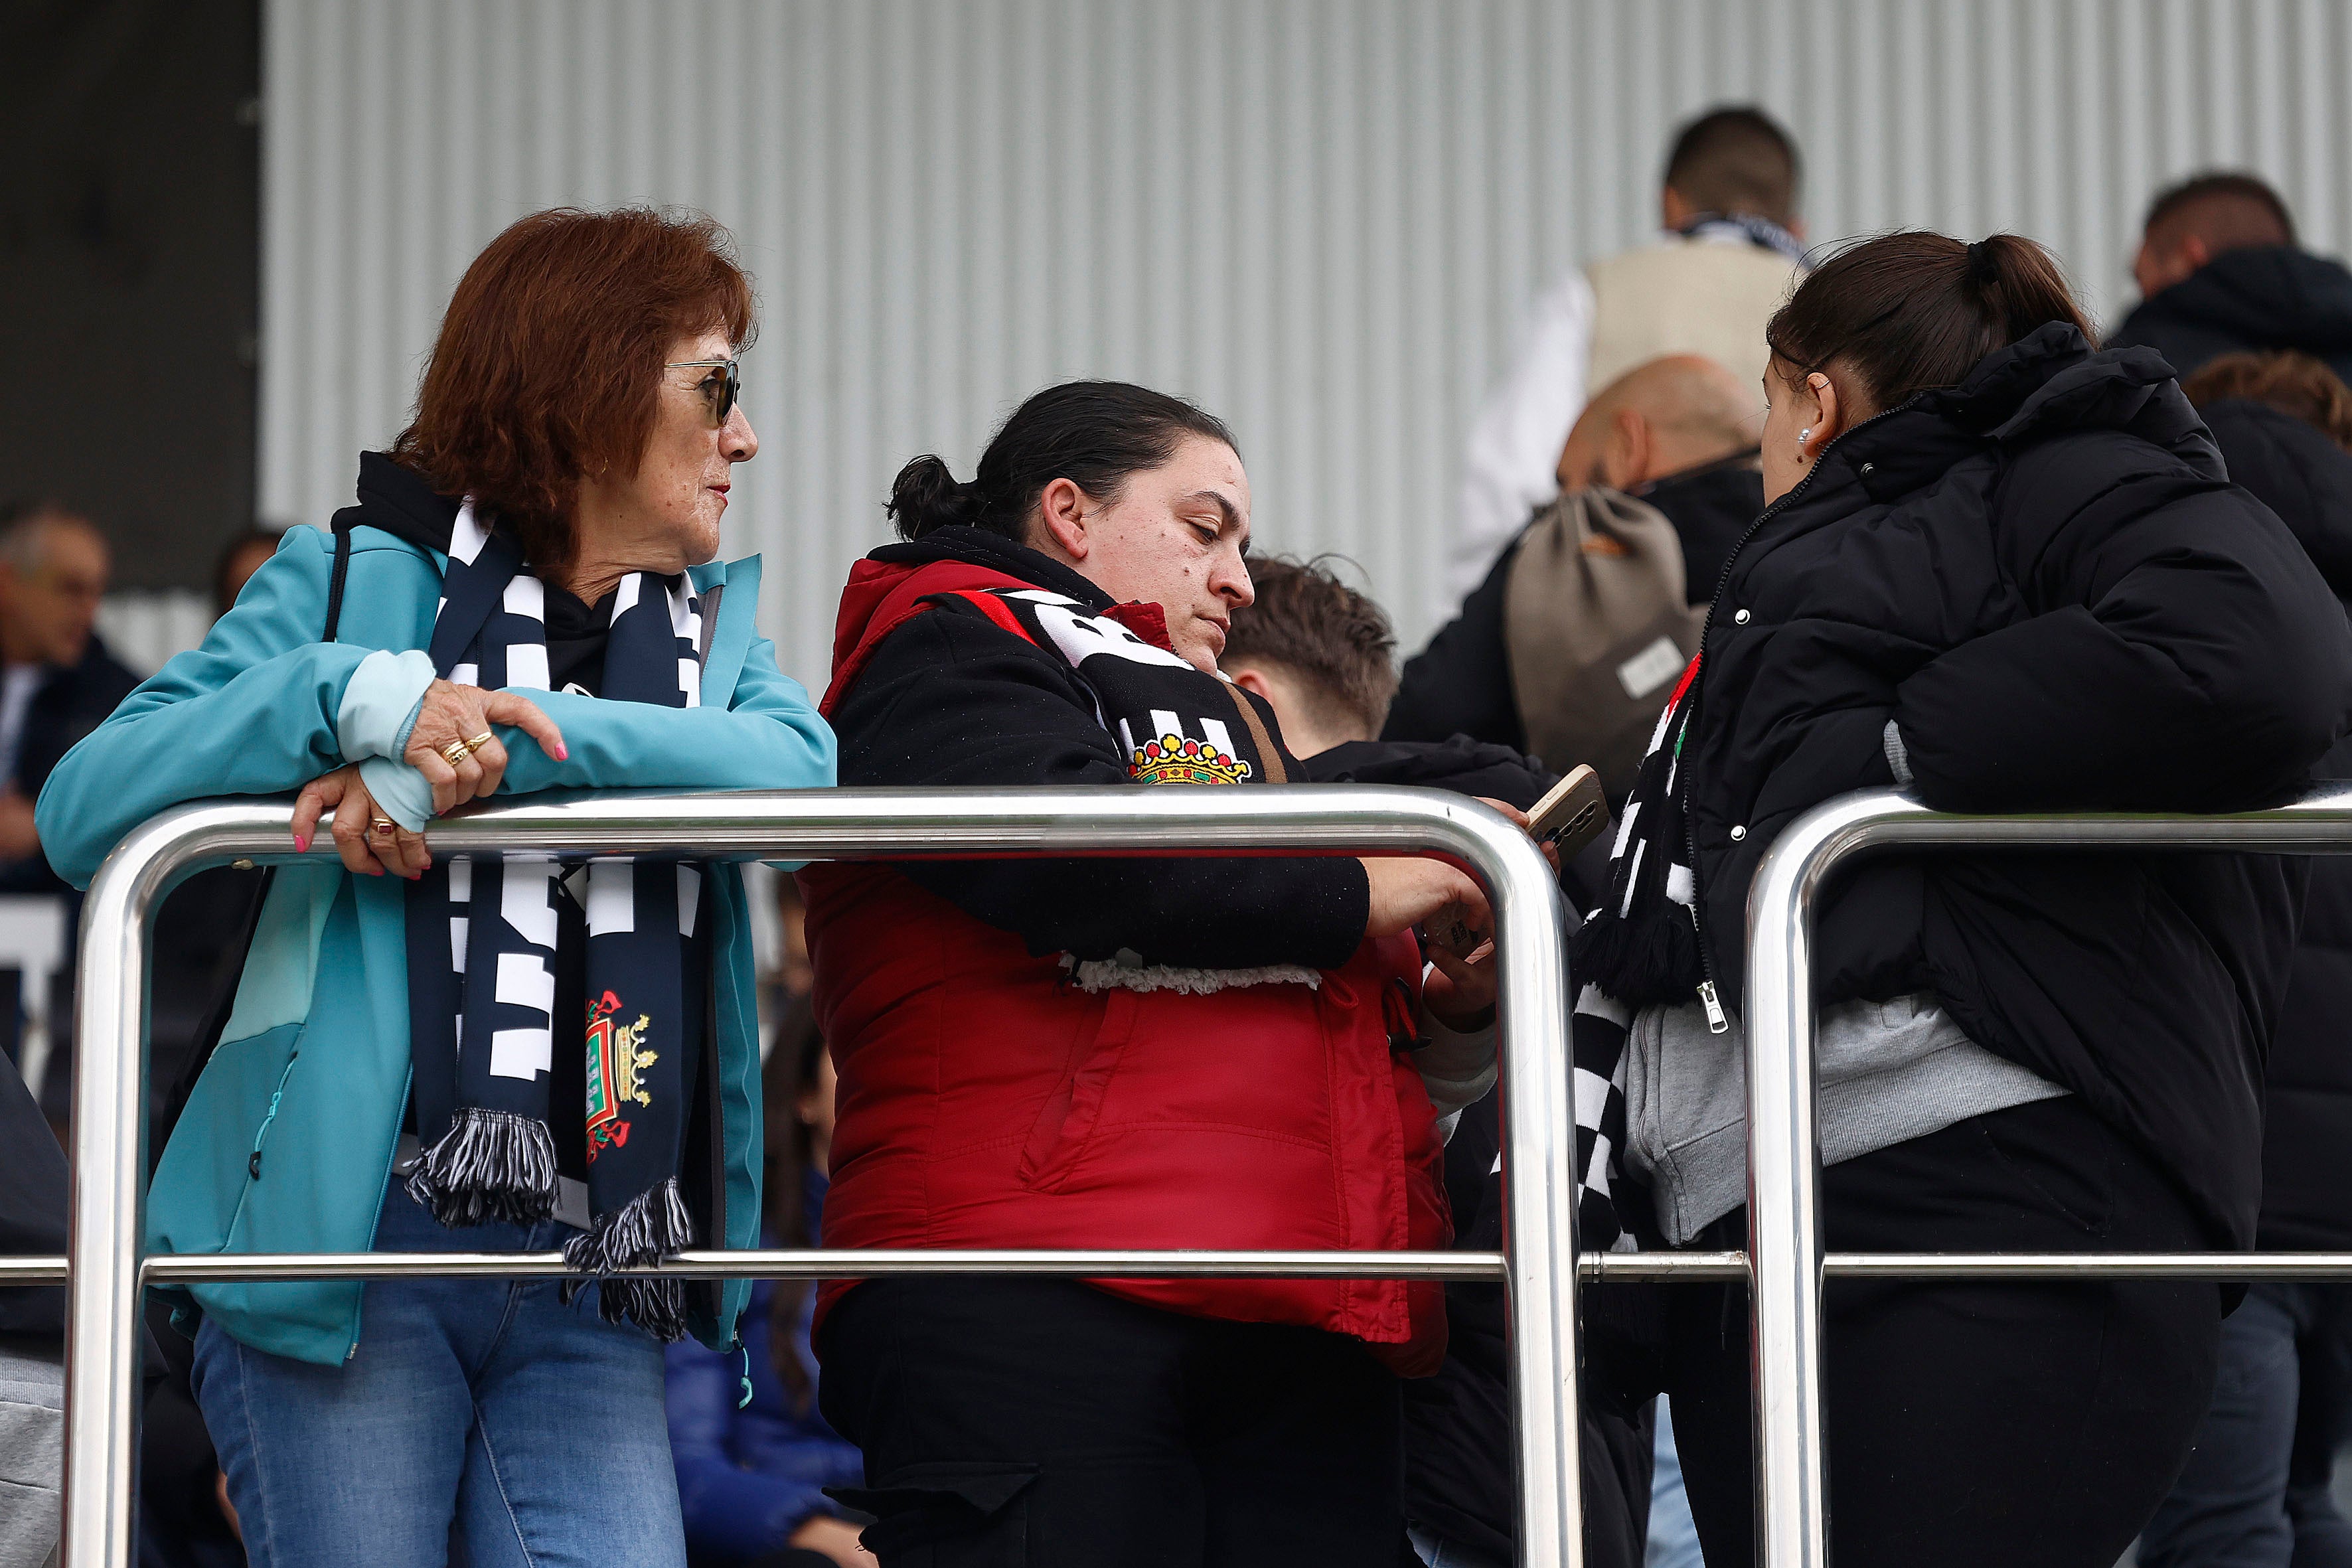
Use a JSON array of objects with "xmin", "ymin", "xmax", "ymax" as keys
[
  {"xmin": 1563, "ymin": 654, "xmax": 1712, "ymax": 1251},
  {"xmin": 402, "ymin": 503, "xmax": 714, "ymax": 1338}
]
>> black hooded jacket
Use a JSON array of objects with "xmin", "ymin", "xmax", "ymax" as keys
[
  {"xmin": 2199, "ymin": 398, "xmax": 2352, "ymax": 1251},
  {"xmin": 1383, "ymin": 455, "xmax": 1764, "ymax": 760},
  {"xmin": 1686, "ymin": 324, "xmax": 2352, "ymax": 1247},
  {"xmin": 2106, "ymin": 244, "xmax": 2352, "ymax": 384}
]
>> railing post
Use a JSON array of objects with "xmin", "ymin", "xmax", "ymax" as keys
[
  {"xmin": 1737, "ymin": 781, "xmax": 2352, "ymax": 1568},
  {"xmin": 1487, "ymin": 834, "xmax": 1584, "ymax": 1568},
  {"xmin": 62, "ymin": 809, "xmax": 204, "ymax": 1566},
  {"xmin": 1742, "ymin": 799, "xmax": 1877, "ymax": 1568}
]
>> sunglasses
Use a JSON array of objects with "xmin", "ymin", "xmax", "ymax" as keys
[{"xmin": 665, "ymin": 356, "xmax": 740, "ymax": 424}]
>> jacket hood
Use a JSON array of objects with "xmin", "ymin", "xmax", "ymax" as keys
[
  {"xmin": 2201, "ymin": 397, "xmax": 2352, "ymax": 601},
  {"xmin": 826, "ymin": 526, "xmax": 1109, "ymax": 680},
  {"xmin": 335, "ymin": 451, "xmax": 465, "ymax": 555},
  {"xmin": 2122, "ymin": 246, "xmax": 2352, "ymax": 358},
  {"xmin": 1838, "ymin": 324, "xmax": 2221, "ymax": 498}
]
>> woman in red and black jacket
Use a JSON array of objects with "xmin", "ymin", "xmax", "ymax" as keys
[{"xmin": 801, "ymin": 382, "xmax": 1500, "ymax": 1568}]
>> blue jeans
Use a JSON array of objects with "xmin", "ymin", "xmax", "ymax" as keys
[
  {"xmin": 190, "ymin": 1182, "xmax": 686, "ymax": 1568},
  {"xmin": 2140, "ymin": 1283, "xmax": 2352, "ymax": 1568},
  {"xmin": 1646, "ymin": 1397, "xmax": 1705, "ymax": 1568}
]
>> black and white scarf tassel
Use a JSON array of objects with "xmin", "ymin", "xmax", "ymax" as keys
[{"xmin": 1565, "ymin": 655, "xmax": 1709, "ymax": 1251}]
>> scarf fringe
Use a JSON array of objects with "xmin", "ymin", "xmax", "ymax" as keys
[
  {"xmin": 1568, "ymin": 904, "xmax": 1703, "ymax": 1010},
  {"xmin": 404, "ymin": 1108, "xmax": 560, "ymax": 1227},
  {"xmin": 561, "ymin": 1177, "xmax": 696, "ymax": 1342}
]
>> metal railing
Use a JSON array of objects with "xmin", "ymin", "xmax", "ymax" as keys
[
  {"xmin": 1742, "ymin": 783, "xmax": 2352, "ymax": 1568},
  {"xmin": 57, "ymin": 787, "xmax": 1585, "ymax": 1568},
  {"xmin": 64, "ymin": 781, "xmax": 2352, "ymax": 1568}
]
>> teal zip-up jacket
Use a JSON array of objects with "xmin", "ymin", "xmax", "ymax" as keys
[{"xmin": 36, "ymin": 496, "xmax": 836, "ymax": 1367}]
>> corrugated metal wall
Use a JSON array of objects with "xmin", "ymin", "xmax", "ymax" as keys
[{"xmin": 256, "ymin": 0, "xmax": 2352, "ymax": 689}]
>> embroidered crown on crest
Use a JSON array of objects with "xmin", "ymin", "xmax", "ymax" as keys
[{"xmin": 1130, "ymin": 732, "xmax": 1253, "ymax": 786}]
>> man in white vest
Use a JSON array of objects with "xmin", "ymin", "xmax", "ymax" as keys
[{"xmin": 1447, "ymin": 106, "xmax": 1805, "ymax": 599}]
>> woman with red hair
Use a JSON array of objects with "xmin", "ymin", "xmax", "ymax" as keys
[{"xmin": 39, "ymin": 207, "xmax": 836, "ymax": 1567}]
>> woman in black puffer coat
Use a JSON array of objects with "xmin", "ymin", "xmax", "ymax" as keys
[{"xmin": 1572, "ymin": 232, "xmax": 2352, "ymax": 1568}]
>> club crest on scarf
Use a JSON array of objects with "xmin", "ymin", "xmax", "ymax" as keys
[
  {"xmin": 1131, "ymin": 733, "xmax": 1252, "ymax": 785},
  {"xmin": 926, "ymin": 586, "xmax": 1291, "ymax": 793},
  {"xmin": 584, "ymin": 990, "xmax": 656, "ymax": 1161},
  {"xmin": 931, "ymin": 586, "xmax": 1320, "ymax": 998},
  {"xmin": 400, "ymin": 500, "xmax": 712, "ymax": 1339}
]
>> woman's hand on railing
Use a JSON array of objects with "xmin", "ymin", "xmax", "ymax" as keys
[
  {"xmin": 291, "ymin": 764, "xmax": 430, "ymax": 877},
  {"xmin": 1362, "ymin": 858, "xmax": 1490, "ymax": 941},
  {"xmin": 402, "ymin": 680, "xmax": 568, "ymax": 816}
]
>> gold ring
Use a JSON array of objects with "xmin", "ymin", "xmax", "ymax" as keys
[
  {"xmin": 370, "ymin": 815, "xmax": 396, "ymax": 836},
  {"xmin": 441, "ymin": 739, "xmax": 475, "ymax": 767},
  {"xmin": 463, "ymin": 731, "xmax": 494, "ymax": 751}
]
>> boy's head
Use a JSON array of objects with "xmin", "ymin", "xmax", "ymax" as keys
[{"xmin": 1221, "ymin": 556, "xmax": 1398, "ymax": 758}]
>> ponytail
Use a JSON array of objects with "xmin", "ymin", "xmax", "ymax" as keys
[
  {"xmin": 1766, "ymin": 231, "xmax": 2092, "ymax": 412},
  {"xmin": 885, "ymin": 453, "xmax": 984, "ymax": 540},
  {"xmin": 884, "ymin": 380, "xmax": 1237, "ymax": 544}
]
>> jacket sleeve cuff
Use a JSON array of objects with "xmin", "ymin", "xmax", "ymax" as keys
[
  {"xmin": 360, "ymin": 755, "xmax": 433, "ymax": 833},
  {"xmin": 1413, "ymin": 1001, "xmax": 1498, "ymax": 1118},
  {"xmin": 337, "ymin": 649, "xmax": 436, "ymax": 763}
]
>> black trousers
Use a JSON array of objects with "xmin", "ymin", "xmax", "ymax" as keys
[
  {"xmin": 819, "ymin": 1277, "xmax": 1406, "ymax": 1567},
  {"xmin": 1665, "ymin": 1095, "xmax": 2224, "ymax": 1568}
]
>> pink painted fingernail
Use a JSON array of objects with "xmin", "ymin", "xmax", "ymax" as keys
[
  {"xmin": 554, "ymin": 744, "xmax": 569, "ymax": 760},
  {"xmin": 293, "ymin": 834, "xmax": 310, "ymax": 853}
]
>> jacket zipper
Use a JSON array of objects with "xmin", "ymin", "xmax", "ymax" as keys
[
  {"xmin": 246, "ymin": 1048, "xmax": 301, "ymax": 1179},
  {"xmin": 1677, "ymin": 399, "xmax": 1920, "ymax": 1033}
]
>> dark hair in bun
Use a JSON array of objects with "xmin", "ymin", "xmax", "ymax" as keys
[{"xmin": 886, "ymin": 380, "xmax": 1237, "ymax": 543}]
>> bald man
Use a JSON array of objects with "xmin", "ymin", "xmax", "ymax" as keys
[
  {"xmin": 1385, "ymin": 354, "xmax": 1763, "ymax": 768},
  {"xmin": 2107, "ymin": 172, "xmax": 2352, "ymax": 384},
  {"xmin": 0, "ymin": 505, "xmax": 137, "ymax": 892}
]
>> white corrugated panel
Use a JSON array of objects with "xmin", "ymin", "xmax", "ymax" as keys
[{"xmin": 260, "ymin": 0, "xmax": 2352, "ymax": 688}]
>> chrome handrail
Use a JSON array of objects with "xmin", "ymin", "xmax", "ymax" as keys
[
  {"xmin": 61, "ymin": 787, "xmax": 1581, "ymax": 1568},
  {"xmin": 1741, "ymin": 782, "xmax": 2352, "ymax": 1568}
]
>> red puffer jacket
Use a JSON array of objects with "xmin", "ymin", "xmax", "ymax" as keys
[{"xmin": 803, "ymin": 544, "xmax": 1452, "ymax": 1375}]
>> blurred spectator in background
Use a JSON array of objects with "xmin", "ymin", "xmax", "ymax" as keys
[
  {"xmin": 1221, "ymin": 556, "xmax": 1646, "ymax": 1568},
  {"xmin": 0, "ymin": 501, "xmax": 137, "ymax": 894},
  {"xmin": 1448, "ymin": 106, "xmax": 1802, "ymax": 598},
  {"xmin": 2137, "ymin": 351, "xmax": 2352, "ymax": 1568},
  {"xmin": 2108, "ymin": 173, "xmax": 2352, "ymax": 383},
  {"xmin": 666, "ymin": 999, "xmax": 868, "ymax": 1568},
  {"xmin": 1391, "ymin": 354, "xmax": 1762, "ymax": 805},
  {"xmin": 212, "ymin": 528, "xmax": 284, "ymax": 616},
  {"xmin": 773, "ymin": 873, "xmax": 814, "ymax": 1004}
]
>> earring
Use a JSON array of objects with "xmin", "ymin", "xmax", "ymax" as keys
[{"xmin": 1797, "ymin": 428, "xmax": 1812, "ymax": 459}]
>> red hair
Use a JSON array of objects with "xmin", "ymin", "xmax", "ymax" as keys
[{"xmin": 392, "ymin": 207, "xmax": 755, "ymax": 566}]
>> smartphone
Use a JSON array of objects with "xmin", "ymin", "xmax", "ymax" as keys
[
  {"xmin": 1424, "ymin": 767, "xmax": 1609, "ymax": 958},
  {"xmin": 1527, "ymin": 765, "xmax": 1607, "ymax": 859}
]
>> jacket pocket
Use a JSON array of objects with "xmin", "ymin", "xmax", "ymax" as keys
[
  {"xmin": 829, "ymin": 1462, "xmax": 1037, "ymax": 1566},
  {"xmin": 1016, "ymin": 988, "xmax": 1140, "ymax": 1192}
]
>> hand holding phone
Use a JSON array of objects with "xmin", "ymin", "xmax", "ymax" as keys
[{"xmin": 1424, "ymin": 767, "xmax": 1608, "ymax": 957}]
